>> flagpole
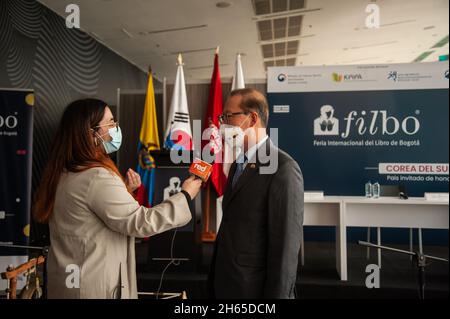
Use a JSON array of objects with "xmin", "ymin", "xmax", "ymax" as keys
[
  {"xmin": 202, "ymin": 181, "xmax": 216, "ymax": 242},
  {"xmin": 201, "ymin": 48, "xmax": 220, "ymax": 243},
  {"xmin": 202, "ymin": 50, "xmax": 213, "ymax": 240}
]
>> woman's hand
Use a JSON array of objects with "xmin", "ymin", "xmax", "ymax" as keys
[
  {"xmin": 126, "ymin": 168, "xmax": 141, "ymax": 192},
  {"xmin": 182, "ymin": 176, "xmax": 202, "ymax": 200}
]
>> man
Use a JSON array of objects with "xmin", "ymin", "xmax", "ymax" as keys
[{"xmin": 208, "ymin": 88, "xmax": 304, "ymax": 299}]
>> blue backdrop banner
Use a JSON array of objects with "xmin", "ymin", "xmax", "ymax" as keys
[{"xmin": 267, "ymin": 62, "xmax": 449, "ymax": 244}]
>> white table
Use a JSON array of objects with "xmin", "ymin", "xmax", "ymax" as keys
[
  {"xmin": 303, "ymin": 197, "xmax": 345, "ymax": 280},
  {"xmin": 342, "ymin": 196, "xmax": 449, "ymax": 229},
  {"xmin": 342, "ymin": 196, "xmax": 449, "ymax": 280},
  {"xmin": 217, "ymin": 195, "xmax": 449, "ymax": 282},
  {"xmin": 303, "ymin": 196, "xmax": 448, "ymax": 281}
]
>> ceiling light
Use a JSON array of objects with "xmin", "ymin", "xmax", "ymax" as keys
[{"xmin": 216, "ymin": 2, "xmax": 231, "ymax": 8}]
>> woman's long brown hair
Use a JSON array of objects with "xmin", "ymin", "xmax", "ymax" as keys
[{"xmin": 33, "ymin": 99, "xmax": 124, "ymax": 223}]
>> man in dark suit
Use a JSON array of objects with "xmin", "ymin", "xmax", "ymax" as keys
[{"xmin": 208, "ymin": 88, "xmax": 304, "ymax": 299}]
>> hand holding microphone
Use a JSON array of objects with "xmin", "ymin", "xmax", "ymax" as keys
[
  {"xmin": 181, "ymin": 159, "xmax": 213, "ymax": 200},
  {"xmin": 181, "ymin": 176, "xmax": 202, "ymax": 200}
]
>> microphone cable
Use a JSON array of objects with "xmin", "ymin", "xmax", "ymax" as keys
[{"xmin": 156, "ymin": 227, "xmax": 180, "ymax": 299}]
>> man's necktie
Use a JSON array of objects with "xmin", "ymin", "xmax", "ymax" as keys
[{"xmin": 232, "ymin": 156, "xmax": 247, "ymax": 188}]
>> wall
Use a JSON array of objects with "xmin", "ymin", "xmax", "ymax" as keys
[{"xmin": 0, "ymin": 0, "xmax": 148, "ymax": 244}]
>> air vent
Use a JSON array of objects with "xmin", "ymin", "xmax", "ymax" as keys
[
  {"xmin": 289, "ymin": 0, "xmax": 305, "ymax": 10},
  {"xmin": 274, "ymin": 42, "xmax": 286, "ymax": 56},
  {"xmin": 252, "ymin": 0, "xmax": 306, "ymax": 15},
  {"xmin": 274, "ymin": 18, "xmax": 287, "ymax": 39},
  {"xmin": 261, "ymin": 40, "xmax": 299, "ymax": 59},
  {"xmin": 254, "ymin": 1, "xmax": 304, "ymax": 70},
  {"xmin": 257, "ymin": 20, "xmax": 273, "ymax": 41},
  {"xmin": 286, "ymin": 58, "xmax": 296, "ymax": 66},
  {"xmin": 257, "ymin": 15, "xmax": 303, "ymax": 41},
  {"xmin": 287, "ymin": 40, "xmax": 299, "ymax": 54},
  {"xmin": 254, "ymin": 0, "xmax": 271, "ymax": 15},
  {"xmin": 262, "ymin": 44, "xmax": 274, "ymax": 58},
  {"xmin": 288, "ymin": 15, "xmax": 302, "ymax": 37},
  {"xmin": 265, "ymin": 61, "xmax": 275, "ymax": 68},
  {"xmin": 273, "ymin": 0, "xmax": 288, "ymax": 13},
  {"xmin": 264, "ymin": 58, "xmax": 296, "ymax": 68}
]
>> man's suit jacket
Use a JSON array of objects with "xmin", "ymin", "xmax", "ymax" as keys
[{"xmin": 208, "ymin": 138, "xmax": 304, "ymax": 299}]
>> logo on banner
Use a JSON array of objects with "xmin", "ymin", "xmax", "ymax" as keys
[
  {"xmin": 163, "ymin": 177, "xmax": 181, "ymax": 200},
  {"xmin": 341, "ymin": 110, "xmax": 421, "ymax": 138},
  {"xmin": 313, "ymin": 106, "xmax": 421, "ymax": 138},
  {"xmin": 0, "ymin": 113, "xmax": 18, "ymax": 129},
  {"xmin": 445, "ymin": 70, "xmax": 449, "ymax": 79},
  {"xmin": 388, "ymin": 71, "xmax": 398, "ymax": 82},
  {"xmin": 387, "ymin": 70, "xmax": 433, "ymax": 83},
  {"xmin": 332, "ymin": 73, "xmax": 343, "ymax": 82},
  {"xmin": 0, "ymin": 112, "xmax": 19, "ymax": 137},
  {"xmin": 332, "ymin": 72, "xmax": 363, "ymax": 82},
  {"xmin": 277, "ymin": 74, "xmax": 287, "ymax": 82},
  {"xmin": 314, "ymin": 105, "xmax": 339, "ymax": 136}
]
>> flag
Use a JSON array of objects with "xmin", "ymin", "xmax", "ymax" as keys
[
  {"xmin": 231, "ymin": 53, "xmax": 245, "ymax": 90},
  {"xmin": 164, "ymin": 54, "xmax": 193, "ymax": 150},
  {"xmin": 203, "ymin": 51, "xmax": 227, "ymax": 196},
  {"xmin": 224, "ymin": 53, "xmax": 246, "ymax": 176},
  {"xmin": 136, "ymin": 70, "xmax": 160, "ymax": 207}
]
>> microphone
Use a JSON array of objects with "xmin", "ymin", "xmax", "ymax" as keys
[{"xmin": 189, "ymin": 158, "xmax": 213, "ymax": 182}]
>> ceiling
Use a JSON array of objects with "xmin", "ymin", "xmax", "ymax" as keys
[{"xmin": 38, "ymin": 0, "xmax": 449, "ymax": 83}]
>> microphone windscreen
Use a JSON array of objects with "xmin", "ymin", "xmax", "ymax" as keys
[{"xmin": 189, "ymin": 159, "xmax": 213, "ymax": 182}]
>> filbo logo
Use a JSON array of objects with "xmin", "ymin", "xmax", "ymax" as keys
[
  {"xmin": 0, "ymin": 113, "xmax": 18, "ymax": 129},
  {"xmin": 314, "ymin": 106, "xmax": 421, "ymax": 138},
  {"xmin": 341, "ymin": 110, "xmax": 421, "ymax": 138}
]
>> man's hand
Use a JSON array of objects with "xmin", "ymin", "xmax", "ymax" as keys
[{"xmin": 126, "ymin": 168, "xmax": 141, "ymax": 192}]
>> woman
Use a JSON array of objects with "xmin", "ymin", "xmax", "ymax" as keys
[{"xmin": 33, "ymin": 99, "xmax": 201, "ymax": 299}]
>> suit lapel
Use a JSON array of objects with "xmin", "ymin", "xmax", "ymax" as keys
[
  {"xmin": 225, "ymin": 161, "xmax": 259, "ymax": 205},
  {"xmin": 222, "ymin": 139, "xmax": 272, "ymax": 212}
]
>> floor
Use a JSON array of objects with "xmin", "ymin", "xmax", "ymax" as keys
[{"xmin": 135, "ymin": 241, "xmax": 449, "ymax": 299}]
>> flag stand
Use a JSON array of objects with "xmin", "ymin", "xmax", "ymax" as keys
[{"xmin": 201, "ymin": 182, "xmax": 216, "ymax": 242}]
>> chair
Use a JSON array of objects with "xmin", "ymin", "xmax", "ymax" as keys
[
  {"xmin": 366, "ymin": 185, "xmax": 422, "ymax": 268},
  {"xmin": 0, "ymin": 256, "xmax": 45, "ymax": 299}
]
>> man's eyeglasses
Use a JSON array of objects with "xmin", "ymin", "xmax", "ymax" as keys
[{"xmin": 218, "ymin": 112, "xmax": 248, "ymax": 124}]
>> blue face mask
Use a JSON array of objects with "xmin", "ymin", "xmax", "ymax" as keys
[{"xmin": 99, "ymin": 126, "xmax": 122, "ymax": 154}]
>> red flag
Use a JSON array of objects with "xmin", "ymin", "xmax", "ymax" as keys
[{"xmin": 203, "ymin": 53, "xmax": 227, "ymax": 196}]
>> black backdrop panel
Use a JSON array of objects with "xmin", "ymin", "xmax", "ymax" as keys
[{"xmin": 145, "ymin": 165, "xmax": 202, "ymax": 273}]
